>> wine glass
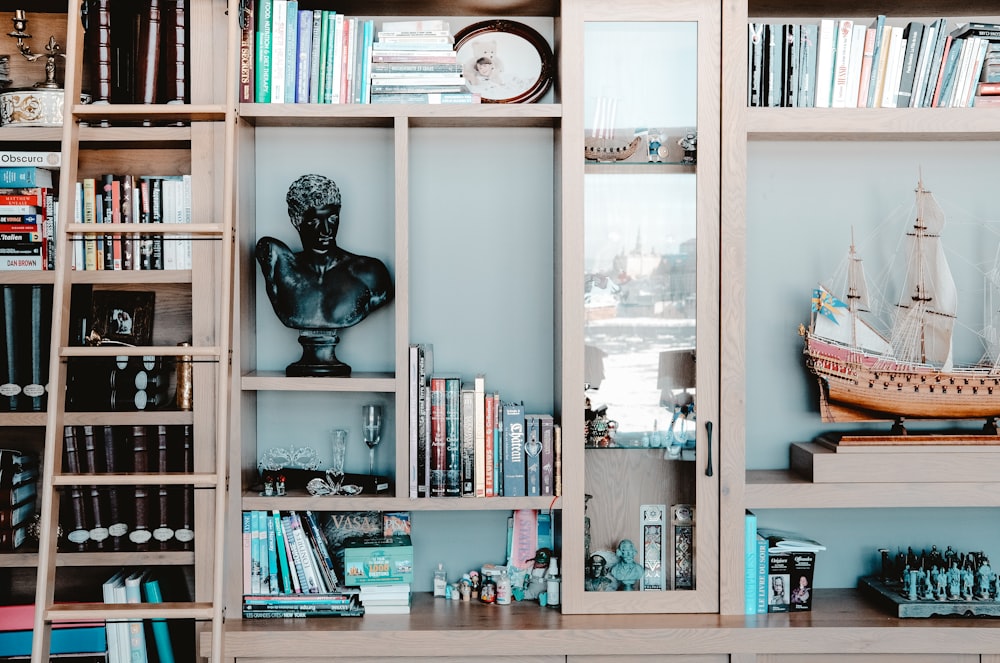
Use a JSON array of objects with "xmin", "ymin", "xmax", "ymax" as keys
[
  {"xmin": 328, "ymin": 428, "xmax": 348, "ymax": 494},
  {"xmin": 361, "ymin": 404, "xmax": 382, "ymax": 476}
]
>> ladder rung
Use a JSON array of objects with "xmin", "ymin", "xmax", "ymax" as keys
[
  {"xmin": 65, "ymin": 223, "xmax": 225, "ymax": 235},
  {"xmin": 47, "ymin": 602, "xmax": 216, "ymax": 622},
  {"xmin": 52, "ymin": 472, "xmax": 220, "ymax": 487},
  {"xmin": 60, "ymin": 345, "xmax": 221, "ymax": 358}
]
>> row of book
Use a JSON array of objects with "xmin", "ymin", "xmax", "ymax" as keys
[
  {"xmin": 242, "ymin": 509, "xmax": 364, "ymax": 617},
  {"xmin": 0, "ymin": 165, "xmax": 57, "ymax": 271},
  {"xmin": 0, "ymin": 284, "xmax": 51, "ymax": 413},
  {"xmin": 67, "ymin": 356, "xmax": 175, "ymax": 413},
  {"xmin": 102, "ymin": 569, "xmax": 177, "ymax": 663},
  {"xmin": 408, "ymin": 344, "xmax": 561, "ymax": 499},
  {"xmin": 748, "ymin": 17, "xmax": 1000, "ymax": 109},
  {"xmin": 744, "ymin": 510, "xmax": 825, "ymax": 614},
  {"xmin": 0, "ymin": 449, "xmax": 38, "ymax": 552},
  {"xmin": 61, "ymin": 424, "xmax": 194, "ymax": 553},
  {"xmin": 83, "ymin": 0, "xmax": 188, "ymax": 107},
  {"xmin": 0, "ymin": 603, "xmax": 107, "ymax": 661},
  {"xmin": 243, "ymin": 2, "xmax": 477, "ymax": 105},
  {"xmin": 73, "ymin": 174, "xmax": 193, "ymax": 272}
]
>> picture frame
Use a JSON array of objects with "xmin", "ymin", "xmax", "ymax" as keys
[
  {"xmin": 88, "ymin": 290, "xmax": 155, "ymax": 346},
  {"xmin": 454, "ymin": 20, "xmax": 554, "ymax": 104}
]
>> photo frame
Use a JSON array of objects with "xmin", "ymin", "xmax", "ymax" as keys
[
  {"xmin": 88, "ymin": 290, "xmax": 155, "ymax": 346},
  {"xmin": 454, "ymin": 20, "xmax": 554, "ymax": 104}
]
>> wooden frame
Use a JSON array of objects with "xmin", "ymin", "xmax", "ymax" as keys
[{"xmin": 453, "ymin": 19, "xmax": 554, "ymax": 104}]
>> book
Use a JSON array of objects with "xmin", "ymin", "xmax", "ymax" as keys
[
  {"xmin": 242, "ymin": 607, "xmax": 363, "ymax": 618},
  {"xmin": 407, "ymin": 344, "xmax": 420, "ymax": 498},
  {"xmin": 951, "ymin": 21, "xmax": 1000, "ymax": 41},
  {"xmin": 459, "ymin": 382, "xmax": 475, "ymax": 496},
  {"xmin": 747, "ymin": 23, "xmax": 765, "ymax": 107},
  {"xmin": 295, "ymin": 8, "xmax": 312, "ymax": 102},
  {"xmin": 756, "ymin": 531, "xmax": 768, "ymax": 613},
  {"xmin": 0, "ymin": 626, "xmax": 107, "ymax": 658},
  {"xmin": 922, "ymin": 21, "xmax": 951, "ymax": 107},
  {"xmin": 768, "ymin": 550, "xmax": 816, "ymax": 612},
  {"xmin": 501, "ymin": 401, "xmax": 526, "ymax": 497},
  {"xmin": 265, "ymin": 509, "xmax": 280, "ymax": 593},
  {"xmin": 895, "ymin": 22, "xmax": 925, "ymax": 107},
  {"xmin": 744, "ymin": 509, "xmax": 758, "ymax": 614},
  {"xmin": 308, "ymin": 10, "xmax": 322, "ymax": 103},
  {"xmin": 239, "ymin": 0, "xmax": 255, "ymax": 102},
  {"xmin": 909, "ymin": 19, "xmax": 939, "ymax": 107},
  {"xmin": 483, "ymin": 386, "xmax": 496, "ymax": 497},
  {"xmin": 879, "ymin": 26, "xmax": 906, "ymax": 108},
  {"xmin": 304, "ymin": 509, "xmax": 339, "ymax": 589},
  {"xmin": 0, "ymin": 167, "xmax": 54, "ymax": 188},
  {"xmin": 523, "ymin": 414, "xmax": 542, "ymax": 497},
  {"xmin": 370, "ymin": 92, "xmax": 480, "ymax": 104},
  {"xmin": 123, "ymin": 569, "xmax": 149, "ymax": 662},
  {"xmin": 141, "ymin": 577, "xmax": 176, "ymax": 663},
  {"xmin": 0, "ymin": 150, "xmax": 61, "ymax": 168},
  {"xmin": 757, "ymin": 527, "xmax": 827, "ymax": 552},
  {"xmin": 813, "ymin": 19, "xmax": 836, "ymax": 107},
  {"xmin": 829, "ymin": 19, "xmax": 854, "ymax": 107},
  {"xmin": 934, "ymin": 36, "xmax": 964, "ymax": 105},
  {"xmin": 283, "ymin": 0, "xmax": 299, "ymax": 104},
  {"xmin": 428, "ymin": 376, "xmax": 447, "ymax": 497},
  {"xmin": 135, "ymin": 0, "xmax": 162, "ymax": 105},
  {"xmin": 270, "ymin": 510, "xmax": 293, "ymax": 593},
  {"xmin": 443, "ymin": 376, "xmax": 461, "ymax": 496},
  {"xmin": 255, "ymin": 0, "xmax": 272, "ymax": 103},
  {"xmin": 159, "ymin": 0, "xmax": 186, "ymax": 103},
  {"xmin": 762, "ymin": 24, "xmax": 782, "ymax": 107},
  {"xmin": 101, "ymin": 570, "xmax": 127, "ymax": 663}
]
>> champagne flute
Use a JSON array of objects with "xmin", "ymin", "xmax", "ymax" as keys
[
  {"xmin": 328, "ymin": 428, "xmax": 348, "ymax": 494},
  {"xmin": 361, "ymin": 404, "xmax": 382, "ymax": 476}
]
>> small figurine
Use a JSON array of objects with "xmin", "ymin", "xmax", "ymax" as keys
[
  {"xmin": 678, "ymin": 130, "xmax": 697, "ymax": 164},
  {"xmin": 522, "ymin": 547, "xmax": 553, "ymax": 601},
  {"xmin": 585, "ymin": 553, "xmax": 619, "ymax": 592},
  {"xmin": 610, "ymin": 539, "xmax": 644, "ymax": 591},
  {"xmin": 647, "ymin": 129, "xmax": 664, "ymax": 163}
]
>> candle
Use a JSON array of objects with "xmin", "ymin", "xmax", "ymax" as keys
[{"xmin": 13, "ymin": 10, "xmax": 25, "ymax": 21}]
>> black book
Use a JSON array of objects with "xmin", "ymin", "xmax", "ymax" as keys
[
  {"xmin": 136, "ymin": 0, "xmax": 162, "ymax": 106},
  {"xmin": 152, "ymin": 424, "xmax": 174, "ymax": 548},
  {"xmin": 128, "ymin": 425, "xmax": 152, "ymax": 548},
  {"xmin": 175, "ymin": 423, "xmax": 194, "ymax": 548},
  {"xmin": 61, "ymin": 427, "xmax": 90, "ymax": 550},
  {"xmin": 896, "ymin": 22, "xmax": 926, "ymax": 108},
  {"xmin": 80, "ymin": 426, "xmax": 110, "ymax": 549},
  {"xmin": 101, "ymin": 425, "xmax": 128, "ymax": 551},
  {"xmin": 2, "ymin": 285, "xmax": 21, "ymax": 411},
  {"xmin": 83, "ymin": 0, "xmax": 112, "ymax": 103},
  {"xmin": 25, "ymin": 284, "xmax": 51, "ymax": 412}
]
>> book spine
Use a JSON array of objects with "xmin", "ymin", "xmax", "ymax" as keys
[
  {"xmin": 895, "ymin": 22, "xmax": 924, "ymax": 107},
  {"xmin": 444, "ymin": 376, "xmax": 461, "ymax": 497},
  {"xmin": 160, "ymin": 0, "xmax": 186, "ymax": 103},
  {"xmin": 281, "ymin": 514, "xmax": 309, "ymax": 592},
  {"xmin": 539, "ymin": 414, "xmax": 554, "ymax": 497},
  {"xmin": 502, "ymin": 401, "xmax": 526, "ymax": 497},
  {"xmin": 283, "ymin": 0, "xmax": 298, "ymax": 104},
  {"xmin": 295, "ymin": 9, "xmax": 312, "ymax": 102},
  {"xmin": 289, "ymin": 511, "xmax": 323, "ymax": 592},
  {"xmin": 136, "ymin": 0, "xmax": 162, "ymax": 105},
  {"xmin": 269, "ymin": 0, "xmax": 287, "ymax": 103},
  {"xmin": 460, "ymin": 383, "xmax": 475, "ymax": 496},
  {"xmin": 123, "ymin": 571, "xmax": 149, "ymax": 661},
  {"xmin": 268, "ymin": 510, "xmax": 293, "ymax": 593},
  {"xmin": 143, "ymin": 578, "xmax": 176, "ymax": 663},
  {"xmin": 865, "ymin": 15, "xmax": 887, "ymax": 106},
  {"xmin": 0, "ymin": 167, "xmax": 54, "ymax": 188},
  {"xmin": 304, "ymin": 509, "xmax": 339, "ymax": 589},
  {"xmin": 813, "ymin": 19, "xmax": 835, "ymax": 107},
  {"xmin": 856, "ymin": 27, "xmax": 877, "ymax": 106},
  {"xmin": 265, "ymin": 510, "xmax": 280, "ymax": 593},
  {"xmin": 493, "ymin": 393, "xmax": 503, "ymax": 495},
  {"xmin": 473, "ymin": 374, "xmax": 486, "ymax": 497},
  {"xmin": 756, "ymin": 532, "xmax": 768, "ymax": 613},
  {"xmin": 308, "ymin": 10, "xmax": 323, "ymax": 103},
  {"xmin": 416, "ymin": 344, "xmax": 430, "ymax": 497},
  {"xmin": 524, "ymin": 414, "xmax": 541, "ymax": 497},
  {"xmin": 243, "ymin": 511, "xmax": 253, "ymax": 593},
  {"xmin": 483, "ymin": 384, "xmax": 495, "ymax": 497},
  {"xmin": 408, "ymin": 344, "xmax": 419, "ymax": 498},
  {"xmin": 239, "ymin": 0, "xmax": 255, "ymax": 103},
  {"xmin": 429, "ymin": 376, "xmax": 447, "ymax": 497},
  {"xmin": 745, "ymin": 510, "xmax": 758, "ymax": 614},
  {"xmin": 830, "ymin": 19, "xmax": 854, "ymax": 107},
  {"xmin": 255, "ymin": 0, "xmax": 272, "ymax": 103}
]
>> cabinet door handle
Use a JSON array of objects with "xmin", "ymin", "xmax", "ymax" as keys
[{"xmin": 704, "ymin": 421, "xmax": 714, "ymax": 477}]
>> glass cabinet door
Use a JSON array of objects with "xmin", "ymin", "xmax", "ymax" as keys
[{"xmin": 561, "ymin": 0, "xmax": 720, "ymax": 614}]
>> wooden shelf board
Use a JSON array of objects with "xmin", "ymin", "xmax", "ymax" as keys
[
  {"xmin": 242, "ymin": 371, "xmax": 397, "ymax": 392},
  {"xmin": 0, "ymin": 271, "xmax": 56, "ymax": 285},
  {"xmin": 61, "ymin": 411, "xmax": 195, "ymax": 426},
  {"xmin": 0, "ymin": 126, "xmax": 62, "ymax": 142},
  {"xmin": 60, "ymin": 344, "xmax": 220, "ymax": 358},
  {"xmin": 65, "ymin": 223, "xmax": 223, "ymax": 235},
  {"xmin": 240, "ymin": 103, "xmax": 562, "ymax": 128},
  {"xmin": 745, "ymin": 469, "xmax": 1000, "ymax": 508},
  {"xmin": 78, "ymin": 125, "xmax": 193, "ymax": 143},
  {"xmin": 210, "ymin": 589, "xmax": 1000, "ymax": 658},
  {"xmin": 73, "ymin": 103, "xmax": 226, "ymax": 122},
  {"xmin": 53, "ymin": 471, "xmax": 219, "ymax": 487},
  {"xmin": 747, "ymin": 108, "xmax": 1000, "ymax": 140},
  {"xmin": 243, "ymin": 490, "xmax": 561, "ymax": 512},
  {"xmin": 0, "ymin": 411, "xmax": 47, "ymax": 426},
  {"xmin": 69, "ymin": 269, "xmax": 193, "ymax": 285},
  {"xmin": 0, "ymin": 549, "xmax": 194, "ymax": 568}
]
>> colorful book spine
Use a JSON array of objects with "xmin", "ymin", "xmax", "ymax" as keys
[
  {"xmin": 429, "ymin": 376, "xmax": 447, "ymax": 497},
  {"xmin": 308, "ymin": 10, "xmax": 323, "ymax": 103},
  {"xmin": 538, "ymin": 413, "xmax": 555, "ymax": 496},
  {"xmin": 756, "ymin": 532, "xmax": 769, "ymax": 613},
  {"xmin": 483, "ymin": 386, "xmax": 495, "ymax": 497},
  {"xmin": 295, "ymin": 8, "xmax": 312, "ymax": 102},
  {"xmin": 271, "ymin": 509, "xmax": 293, "ymax": 593},
  {"xmin": 269, "ymin": 0, "xmax": 287, "ymax": 102},
  {"xmin": 142, "ymin": 578, "xmax": 176, "ymax": 663},
  {"xmin": 745, "ymin": 510, "xmax": 758, "ymax": 614},
  {"xmin": 473, "ymin": 374, "xmax": 486, "ymax": 497},
  {"xmin": 524, "ymin": 414, "xmax": 541, "ymax": 497},
  {"xmin": 254, "ymin": 0, "xmax": 272, "ymax": 103},
  {"xmin": 0, "ymin": 167, "xmax": 53, "ymax": 188},
  {"xmin": 265, "ymin": 511, "xmax": 280, "ymax": 593}
]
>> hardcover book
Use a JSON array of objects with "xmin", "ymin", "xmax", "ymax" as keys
[
  {"xmin": 501, "ymin": 401, "xmax": 526, "ymax": 497},
  {"xmin": 767, "ymin": 550, "xmax": 816, "ymax": 612},
  {"xmin": 428, "ymin": 376, "xmax": 447, "ymax": 497},
  {"xmin": 523, "ymin": 414, "xmax": 542, "ymax": 497},
  {"xmin": 444, "ymin": 376, "xmax": 461, "ymax": 496}
]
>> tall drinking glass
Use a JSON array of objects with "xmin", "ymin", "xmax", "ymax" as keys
[{"xmin": 361, "ymin": 404, "xmax": 382, "ymax": 476}]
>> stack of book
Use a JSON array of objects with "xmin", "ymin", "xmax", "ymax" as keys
[
  {"xmin": 0, "ymin": 604, "xmax": 106, "ymax": 660},
  {"xmin": 357, "ymin": 582, "xmax": 412, "ymax": 614},
  {"xmin": 242, "ymin": 509, "xmax": 363, "ymax": 617},
  {"xmin": 0, "ymin": 165, "xmax": 57, "ymax": 271},
  {"xmin": 744, "ymin": 513, "xmax": 826, "ymax": 614},
  {"xmin": 0, "ymin": 283, "xmax": 52, "ymax": 412},
  {"xmin": 0, "ymin": 450, "xmax": 38, "ymax": 552},
  {"xmin": 370, "ymin": 20, "xmax": 476, "ymax": 104}
]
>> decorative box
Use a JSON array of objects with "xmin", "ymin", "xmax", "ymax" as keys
[{"xmin": 342, "ymin": 534, "xmax": 414, "ymax": 586}]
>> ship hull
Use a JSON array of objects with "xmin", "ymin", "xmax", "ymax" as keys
[{"xmin": 805, "ymin": 335, "xmax": 1000, "ymax": 420}]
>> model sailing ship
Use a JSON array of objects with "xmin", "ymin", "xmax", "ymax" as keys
[{"xmin": 801, "ymin": 178, "xmax": 1000, "ymax": 426}]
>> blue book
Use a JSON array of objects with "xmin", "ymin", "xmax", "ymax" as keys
[
  {"xmin": 295, "ymin": 9, "xmax": 313, "ymax": 102},
  {"xmin": 283, "ymin": 0, "xmax": 298, "ymax": 103},
  {"xmin": 142, "ymin": 578, "xmax": 176, "ymax": 663},
  {"xmin": 501, "ymin": 401, "xmax": 526, "ymax": 497},
  {"xmin": 744, "ymin": 510, "xmax": 758, "ymax": 614},
  {"xmin": 0, "ymin": 626, "xmax": 107, "ymax": 657},
  {"xmin": 272, "ymin": 509, "xmax": 293, "ymax": 593},
  {"xmin": 0, "ymin": 167, "xmax": 53, "ymax": 188},
  {"xmin": 756, "ymin": 532, "xmax": 769, "ymax": 613}
]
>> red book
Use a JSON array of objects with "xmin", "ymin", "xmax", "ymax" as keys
[{"xmin": 429, "ymin": 376, "xmax": 447, "ymax": 497}]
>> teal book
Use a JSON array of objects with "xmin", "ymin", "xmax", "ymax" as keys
[
  {"xmin": 142, "ymin": 578, "xmax": 176, "ymax": 663},
  {"xmin": 0, "ymin": 167, "xmax": 53, "ymax": 188},
  {"xmin": 254, "ymin": 0, "xmax": 272, "ymax": 103},
  {"xmin": 265, "ymin": 510, "xmax": 280, "ymax": 592},
  {"xmin": 272, "ymin": 509, "xmax": 293, "ymax": 593},
  {"xmin": 744, "ymin": 510, "xmax": 758, "ymax": 614}
]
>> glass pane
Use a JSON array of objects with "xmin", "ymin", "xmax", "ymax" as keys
[{"xmin": 582, "ymin": 21, "xmax": 699, "ymax": 595}]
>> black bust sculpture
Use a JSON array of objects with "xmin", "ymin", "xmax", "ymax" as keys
[{"xmin": 256, "ymin": 174, "xmax": 394, "ymax": 377}]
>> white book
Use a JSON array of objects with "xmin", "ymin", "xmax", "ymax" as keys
[
  {"xmin": 813, "ymin": 19, "xmax": 836, "ymax": 107},
  {"xmin": 843, "ymin": 24, "xmax": 867, "ymax": 108},
  {"xmin": 331, "ymin": 13, "xmax": 345, "ymax": 103},
  {"xmin": 948, "ymin": 37, "xmax": 976, "ymax": 107},
  {"xmin": 879, "ymin": 28, "xmax": 905, "ymax": 108},
  {"xmin": 124, "ymin": 570, "xmax": 149, "ymax": 663},
  {"xmin": 270, "ymin": 0, "xmax": 287, "ymax": 103},
  {"xmin": 830, "ymin": 19, "xmax": 855, "ymax": 107},
  {"xmin": 408, "ymin": 344, "xmax": 419, "ymax": 498},
  {"xmin": 102, "ymin": 570, "xmax": 126, "ymax": 663},
  {"xmin": 380, "ymin": 19, "xmax": 449, "ymax": 33}
]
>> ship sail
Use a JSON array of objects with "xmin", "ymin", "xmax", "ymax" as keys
[{"xmin": 888, "ymin": 181, "xmax": 957, "ymax": 370}]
